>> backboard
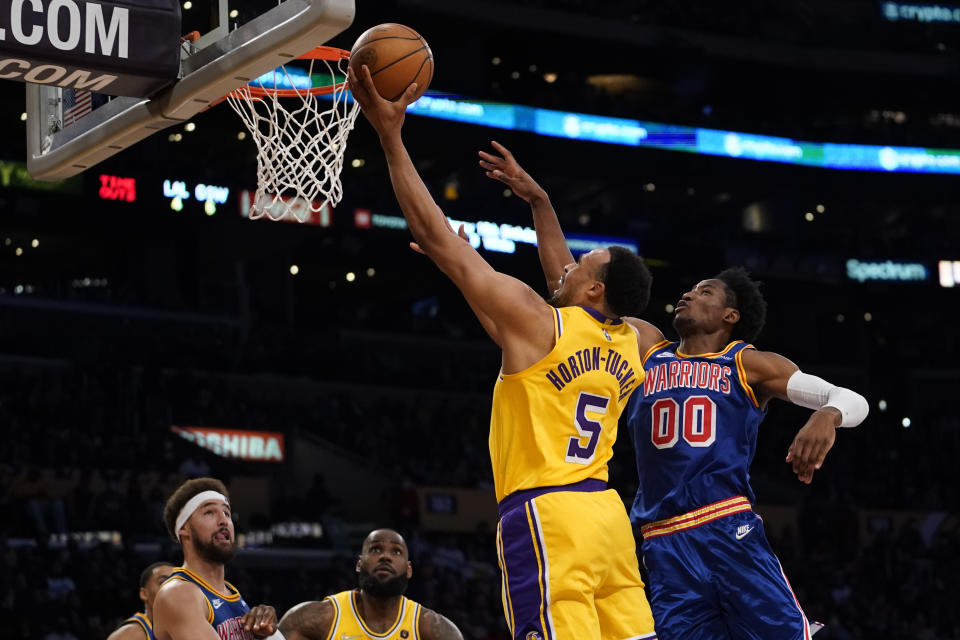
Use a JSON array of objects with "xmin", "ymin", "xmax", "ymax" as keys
[{"xmin": 19, "ymin": 0, "xmax": 355, "ymax": 181}]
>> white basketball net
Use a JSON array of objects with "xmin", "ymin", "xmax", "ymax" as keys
[{"xmin": 226, "ymin": 54, "xmax": 359, "ymax": 223}]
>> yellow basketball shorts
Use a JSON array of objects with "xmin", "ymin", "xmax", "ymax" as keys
[{"xmin": 495, "ymin": 479, "xmax": 657, "ymax": 640}]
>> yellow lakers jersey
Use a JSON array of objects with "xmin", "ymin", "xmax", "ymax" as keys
[
  {"xmin": 489, "ymin": 306, "xmax": 644, "ymax": 502},
  {"xmin": 325, "ymin": 590, "xmax": 422, "ymax": 640}
]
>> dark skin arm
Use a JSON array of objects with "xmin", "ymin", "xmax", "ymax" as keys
[
  {"xmin": 742, "ymin": 349, "xmax": 841, "ymax": 485},
  {"xmin": 242, "ymin": 605, "xmax": 277, "ymax": 637},
  {"xmin": 277, "ymin": 601, "xmax": 335, "ymax": 640},
  {"xmin": 479, "ymin": 141, "xmax": 572, "ymax": 293},
  {"xmin": 419, "ymin": 608, "xmax": 464, "ymax": 640}
]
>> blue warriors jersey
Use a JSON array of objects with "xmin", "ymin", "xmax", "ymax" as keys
[
  {"xmin": 119, "ymin": 613, "xmax": 156, "ymax": 640},
  {"xmin": 627, "ymin": 340, "xmax": 766, "ymax": 525},
  {"xmin": 165, "ymin": 567, "xmax": 253, "ymax": 640}
]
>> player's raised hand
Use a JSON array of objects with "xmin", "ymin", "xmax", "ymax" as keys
[
  {"xmin": 347, "ymin": 65, "xmax": 419, "ymax": 140},
  {"xmin": 411, "ymin": 224, "xmax": 472, "ymax": 255},
  {"xmin": 242, "ymin": 604, "xmax": 278, "ymax": 638},
  {"xmin": 478, "ymin": 141, "xmax": 548, "ymax": 204},
  {"xmin": 785, "ymin": 408, "xmax": 839, "ymax": 484}
]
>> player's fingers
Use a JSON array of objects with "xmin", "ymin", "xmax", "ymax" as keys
[
  {"xmin": 491, "ymin": 140, "xmax": 514, "ymax": 159},
  {"xmin": 478, "ymin": 151, "xmax": 502, "ymax": 164},
  {"xmin": 409, "ymin": 241, "xmax": 426, "ymax": 254},
  {"xmin": 347, "ymin": 67, "xmax": 371, "ymax": 103},
  {"xmin": 400, "ymin": 82, "xmax": 419, "ymax": 105},
  {"xmin": 478, "ymin": 160, "xmax": 500, "ymax": 172},
  {"xmin": 812, "ymin": 441, "xmax": 831, "ymax": 469},
  {"xmin": 457, "ymin": 224, "xmax": 470, "ymax": 241}
]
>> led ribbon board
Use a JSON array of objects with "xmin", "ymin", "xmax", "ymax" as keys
[{"xmin": 391, "ymin": 93, "xmax": 960, "ymax": 174}]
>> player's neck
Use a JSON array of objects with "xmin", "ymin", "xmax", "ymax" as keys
[
  {"xmin": 356, "ymin": 590, "xmax": 403, "ymax": 630},
  {"xmin": 678, "ymin": 332, "xmax": 731, "ymax": 356},
  {"xmin": 144, "ymin": 604, "xmax": 154, "ymax": 623},
  {"xmin": 182, "ymin": 555, "xmax": 228, "ymax": 593}
]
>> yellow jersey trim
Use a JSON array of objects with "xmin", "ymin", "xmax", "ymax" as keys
[
  {"xmin": 164, "ymin": 576, "xmax": 214, "ymax": 623},
  {"xmin": 349, "ymin": 590, "xmax": 406, "ymax": 638},
  {"xmin": 171, "ymin": 566, "xmax": 242, "ymax": 602},
  {"xmin": 641, "ymin": 339, "xmax": 672, "ymax": 365},
  {"xmin": 496, "ymin": 522, "xmax": 515, "ymax": 635},
  {"xmin": 324, "ymin": 595, "xmax": 339, "ymax": 640},
  {"xmin": 734, "ymin": 346, "xmax": 760, "ymax": 408},
  {"xmin": 525, "ymin": 503, "xmax": 550, "ymax": 638},
  {"xmin": 675, "ymin": 340, "xmax": 743, "ymax": 359},
  {"xmin": 640, "ymin": 496, "xmax": 752, "ymax": 539},
  {"xmin": 122, "ymin": 613, "xmax": 151, "ymax": 638}
]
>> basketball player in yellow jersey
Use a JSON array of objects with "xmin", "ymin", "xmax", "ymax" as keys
[
  {"xmin": 350, "ymin": 65, "xmax": 658, "ymax": 640},
  {"xmin": 278, "ymin": 529, "xmax": 462, "ymax": 640}
]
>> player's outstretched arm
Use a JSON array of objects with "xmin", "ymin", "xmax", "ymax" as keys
[
  {"xmin": 152, "ymin": 580, "xmax": 221, "ymax": 640},
  {"xmin": 350, "ymin": 67, "xmax": 555, "ymax": 367},
  {"xmin": 743, "ymin": 350, "xmax": 869, "ymax": 484},
  {"xmin": 418, "ymin": 608, "xmax": 464, "ymax": 640},
  {"xmin": 479, "ymin": 141, "xmax": 574, "ymax": 293},
  {"xmin": 277, "ymin": 601, "xmax": 335, "ymax": 640}
]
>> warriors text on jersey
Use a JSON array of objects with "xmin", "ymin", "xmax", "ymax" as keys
[
  {"xmin": 164, "ymin": 567, "xmax": 253, "ymax": 640},
  {"xmin": 119, "ymin": 612, "xmax": 156, "ymax": 640},
  {"xmin": 489, "ymin": 306, "xmax": 644, "ymax": 502},
  {"xmin": 324, "ymin": 590, "xmax": 422, "ymax": 640},
  {"xmin": 627, "ymin": 340, "xmax": 766, "ymax": 526}
]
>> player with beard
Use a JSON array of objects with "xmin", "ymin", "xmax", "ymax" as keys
[
  {"xmin": 480, "ymin": 143, "xmax": 870, "ymax": 640},
  {"xmin": 277, "ymin": 529, "xmax": 462, "ymax": 640},
  {"xmin": 152, "ymin": 478, "xmax": 279, "ymax": 640},
  {"xmin": 106, "ymin": 562, "xmax": 173, "ymax": 640},
  {"xmin": 350, "ymin": 65, "xmax": 658, "ymax": 640}
]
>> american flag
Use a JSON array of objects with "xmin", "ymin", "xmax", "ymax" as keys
[{"xmin": 62, "ymin": 89, "xmax": 92, "ymax": 127}]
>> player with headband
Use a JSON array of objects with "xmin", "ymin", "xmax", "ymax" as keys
[{"xmin": 152, "ymin": 478, "xmax": 280, "ymax": 640}]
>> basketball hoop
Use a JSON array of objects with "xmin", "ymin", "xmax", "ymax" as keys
[{"xmin": 225, "ymin": 46, "xmax": 359, "ymax": 223}]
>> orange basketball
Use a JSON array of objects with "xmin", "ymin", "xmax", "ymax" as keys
[{"xmin": 349, "ymin": 23, "xmax": 433, "ymax": 102}]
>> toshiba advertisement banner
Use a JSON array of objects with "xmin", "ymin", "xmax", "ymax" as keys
[
  {"xmin": 172, "ymin": 426, "xmax": 285, "ymax": 463},
  {"xmin": 0, "ymin": 0, "xmax": 181, "ymax": 96}
]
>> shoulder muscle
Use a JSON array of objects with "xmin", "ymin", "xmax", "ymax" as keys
[
  {"xmin": 418, "ymin": 608, "xmax": 464, "ymax": 640},
  {"xmin": 278, "ymin": 600, "xmax": 335, "ymax": 640}
]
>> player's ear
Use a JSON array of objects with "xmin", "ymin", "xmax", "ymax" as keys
[
  {"xmin": 355, "ymin": 556, "xmax": 363, "ymax": 573},
  {"xmin": 406, "ymin": 561, "xmax": 413, "ymax": 579},
  {"xmin": 723, "ymin": 307, "xmax": 740, "ymax": 326},
  {"xmin": 139, "ymin": 586, "xmax": 148, "ymax": 603}
]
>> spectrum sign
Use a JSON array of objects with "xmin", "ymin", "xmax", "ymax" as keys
[{"xmin": 846, "ymin": 259, "xmax": 929, "ymax": 283}]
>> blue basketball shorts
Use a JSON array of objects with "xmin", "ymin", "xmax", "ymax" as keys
[{"xmin": 640, "ymin": 497, "xmax": 812, "ymax": 640}]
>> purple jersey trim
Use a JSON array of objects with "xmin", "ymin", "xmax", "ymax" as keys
[
  {"xmin": 498, "ymin": 478, "xmax": 607, "ymax": 518},
  {"xmin": 579, "ymin": 306, "xmax": 623, "ymax": 324}
]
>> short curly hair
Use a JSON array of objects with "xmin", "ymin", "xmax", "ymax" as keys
[
  {"xmin": 600, "ymin": 246, "xmax": 652, "ymax": 318},
  {"xmin": 714, "ymin": 267, "xmax": 766, "ymax": 343},
  {"xmin": 162, "ymin": 477, "xmax": 229, "ymax": 542}
]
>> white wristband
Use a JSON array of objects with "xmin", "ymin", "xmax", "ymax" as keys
[
  {"xmin": 261, "ymin": 632, "xmax": 286, "ymax": 640},
  {"xmin": 786, "ymin": 370, "xmax": 869, "ymax": 428}
]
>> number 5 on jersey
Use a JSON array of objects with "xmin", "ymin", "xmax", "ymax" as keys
[{"xmin": 565, "ymin": 392, "xmax": 610, "ymax": 464}]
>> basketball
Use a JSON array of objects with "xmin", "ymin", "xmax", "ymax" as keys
[{"xmin": 349, "ymin": 23, "xmax": 433, "ymax": 102}]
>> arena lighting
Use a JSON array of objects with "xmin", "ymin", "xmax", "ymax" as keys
[
  {"xmin": 338, "ymin": 92, "xmax": 960, "ymax": 174},
  {"xmin": 939, "ymin": 260, "xmax": 960, "ymax": 287},
  {"xmin": 352, "ymin": 209, "xmax": 638, "ymax": 256}
]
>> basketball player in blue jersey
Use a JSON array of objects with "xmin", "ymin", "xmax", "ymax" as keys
[
  {"xmin": 350, "ymin": 65, "xmax": 658, "ymax": 640},
  {"xmin": 277, "ymin": 529, "xmax": 463, "ymax": 640},
  {"xmin": 106, "ymin": 562, "xmax": 174, "ymax": 640},
  {"xmin": 480, "ymin": 143, "xmax": 870, "ymax": 640},
  {"xmin": 153, "ymin": 478, "xmax": 280, "ymax": 640}
]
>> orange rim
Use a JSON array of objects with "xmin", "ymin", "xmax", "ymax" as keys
[{"xmin": 226, "ymin": 46, "xmax": 351, "ymax": 99}]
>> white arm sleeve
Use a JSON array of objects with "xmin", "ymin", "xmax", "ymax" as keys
[
  {"xmin": 261, "ymin": 632, "xmax": 286, "ymax": 640},
  {"xmin": 785, "ymin": 370, "xmax": 869, "ymax": 428}
]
